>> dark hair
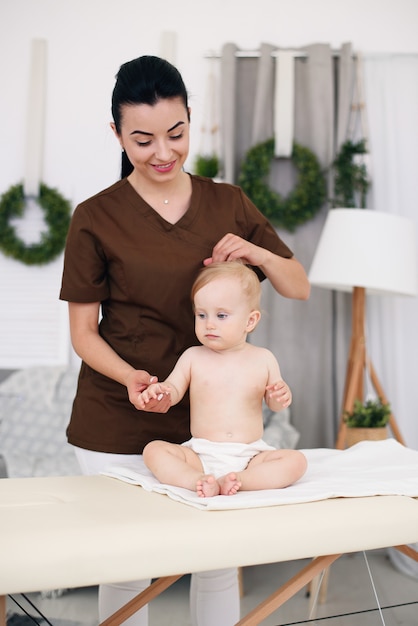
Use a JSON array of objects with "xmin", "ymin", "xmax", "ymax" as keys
[{"xmin": 111, "ymin": 55, "xmax": 189, "ymax": 178}]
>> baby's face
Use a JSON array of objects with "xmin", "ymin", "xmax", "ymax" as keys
[{"xmin": 193, "ymin": 278, "xmax": 255, "ymax": 351}]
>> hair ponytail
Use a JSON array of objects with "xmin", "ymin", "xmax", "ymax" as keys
[{"xmin": 121, "ymin": 150, "xmax": 134, "ymax": 178}]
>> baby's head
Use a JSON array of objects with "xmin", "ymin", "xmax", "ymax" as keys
[{"xmin": 191, "ymin": 261, "xmax": 261, "ymax": 311}]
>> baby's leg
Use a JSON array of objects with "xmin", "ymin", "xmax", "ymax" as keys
[
  {"xmin": 143, "ymin": 440, "xmax": 204, "ymax": 490},
  {"xmin": 238, "ymin": 449, "xmax": 307, "ymax": 491}
]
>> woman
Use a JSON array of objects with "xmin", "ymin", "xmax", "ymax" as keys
[{"xmin": 60, "ymin": 54, "xmax": 310, "ymax": 626}]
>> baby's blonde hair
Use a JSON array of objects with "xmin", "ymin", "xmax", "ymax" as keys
[{"xmin": 191, "ymin": 261, "xmax": 261, "ymax": 310}]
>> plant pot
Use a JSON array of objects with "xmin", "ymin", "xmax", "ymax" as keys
[{"xmin": 345, "ymin": 426, "xmax": 388, "ymax": 448}]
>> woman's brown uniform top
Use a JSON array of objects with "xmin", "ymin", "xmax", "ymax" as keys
[{"xmin": 60, "ymin": 175, "xmax": 293, "ymax": 453}]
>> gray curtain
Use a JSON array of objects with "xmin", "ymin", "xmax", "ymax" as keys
[{"xmin": 220, "ymin": 42, "xmax": 355, "ymax": 448}]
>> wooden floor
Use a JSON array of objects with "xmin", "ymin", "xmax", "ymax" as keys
[{"xmin": 6, "ymin": 549, "xmax": 418, "ymax": 625}]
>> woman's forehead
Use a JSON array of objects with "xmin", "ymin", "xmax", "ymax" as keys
[{"xmin": 120, "ymin": 98, "xmax": 188, "ymax": 131}]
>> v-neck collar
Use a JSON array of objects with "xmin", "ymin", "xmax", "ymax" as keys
[{"xmin": 123, "ymin": 175, "xmax": 200, "ymax": 231}]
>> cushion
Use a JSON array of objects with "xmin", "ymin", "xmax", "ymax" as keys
[{"xmin": 0, "ymin": 366, "xmax": 80, "ymax": 477}]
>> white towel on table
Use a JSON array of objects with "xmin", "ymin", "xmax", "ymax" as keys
[{"xmin": 102, "ymin": 439, "xmax": 418, "ymax": 511}]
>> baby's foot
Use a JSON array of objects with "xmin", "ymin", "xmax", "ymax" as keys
[
  {"xmin": 218, "ymin": 473, "xmax": 241, "ymax": 496},
  {"xmin": 196, "ymin": 475, "xmax": 220, "ymax": 498}
]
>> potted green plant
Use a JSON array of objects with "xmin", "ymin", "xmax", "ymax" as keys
[
  {"xmin": 344, "ymin": 398, "xmax": 391, "ymax": 447},
  {"xmin": 194, "ymin": 154, "xmax": 220, "ymax": 179}
]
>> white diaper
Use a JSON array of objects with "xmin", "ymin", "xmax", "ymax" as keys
[{"xmin": 181, "ymin": 437, "xmax": 275, "ymax": 479}]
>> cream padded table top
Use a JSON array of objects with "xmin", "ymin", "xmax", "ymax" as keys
[{"xmin": 1, "ymin": 474, "xmax": 418, "ymax": 595}]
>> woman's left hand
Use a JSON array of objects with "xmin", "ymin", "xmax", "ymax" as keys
[
  {"xmin": 203, "ymin": 233, "xmax": 269, "ymax": 267},
  {"xmin": 203, "ymin": 232, "xmax": 310, "ymax": 300}
]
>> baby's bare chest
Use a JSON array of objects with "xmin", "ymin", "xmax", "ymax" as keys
[{"xmin": 190, "ymin": 355, "xmax": 268, "ymax": 397}]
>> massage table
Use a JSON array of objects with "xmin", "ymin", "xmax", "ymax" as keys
[{"xmin": 1, "ymin": 467, "xmax": 418, "ymax": 626}]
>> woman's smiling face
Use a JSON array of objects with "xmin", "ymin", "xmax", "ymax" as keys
[{"xmin": 112, "ymin": 97, "xmax": 190, "ymax": 183}]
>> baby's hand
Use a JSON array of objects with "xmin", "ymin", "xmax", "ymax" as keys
[
  {"xmin": 137, "ymin": 383, "xmax": 171, "ymax": 410},
  {"xmin": 266, "ymin": 380, "xmax": 292, "ymax": 409}
]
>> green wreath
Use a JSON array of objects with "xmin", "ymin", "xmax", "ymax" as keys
[
  {"xmin": 0, "ymin": 182, "xmax": 71, "ymax": 266},
  {"xmin": 332, "ymin": 139, "xmax": 369, "ymax": 208},
  {"xmin": 238, "ymin": 139, "xmax": 326, "ymax": 232}
]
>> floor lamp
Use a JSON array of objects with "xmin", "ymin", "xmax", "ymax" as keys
[{"xmin": 309, "ymin": 209, "xmax": 417, "ymax": 449}]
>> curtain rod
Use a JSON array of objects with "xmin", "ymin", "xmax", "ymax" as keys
[
  {"xmin": 204, "ymin": 49, "xmax": 353, "ymax": 59},
  {"xmin": 204, "ymin": 50, "xmax": 418, "ymax": 60}
]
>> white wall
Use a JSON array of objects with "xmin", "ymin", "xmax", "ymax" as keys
[
  {"xmin": 1, "ymin": 2, "xmax": 417, "ymax": 393},
  {"xmin": 1, "ymin": 0, "xmax": 417, "ymax": 208}
]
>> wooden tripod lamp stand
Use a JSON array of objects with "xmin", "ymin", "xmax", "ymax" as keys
[{"xmin": 309, "ymin": 209, "xmax": 417, "ymax": 449}]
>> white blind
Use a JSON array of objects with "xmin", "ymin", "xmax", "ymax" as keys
[{"xmin": 0, "ymin": 207, "xmax": 70, "ymax": 367}]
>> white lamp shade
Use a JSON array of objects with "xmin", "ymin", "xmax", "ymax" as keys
[{"xmin": 309, "ymin": 209, "xmax": 417, "ymax": 296}]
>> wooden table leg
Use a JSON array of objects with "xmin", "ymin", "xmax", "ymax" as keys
[
  {"xmin": 100, "ymin": 575, "xmax": 183, "ymax": 626},
  {"xmin": 235, "ymin": 554, "xmax": 341, "ymax": 626},
  {"xmin": 394, "ymin": 544, "xmax": 418, "ymax": 562},
  {"xmin": 0, "ymin": 595, "xmax": 6, "ymax": 626},
  {"xmin": 238, "ymin": 566, "xmax": 244, "ymax": 597},
  {"xmin": 308, "ymin": 565, "xmax": 330, "ymax": 617}
]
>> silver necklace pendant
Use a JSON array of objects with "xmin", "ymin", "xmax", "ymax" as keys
[{"xmin": 163, "ymin": 199, "xmax": 169, "ymax": 205}]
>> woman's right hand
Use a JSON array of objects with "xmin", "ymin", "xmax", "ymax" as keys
[{"xmin": 126, "ymin": 370, "xmax": 171, "ymax": 413}]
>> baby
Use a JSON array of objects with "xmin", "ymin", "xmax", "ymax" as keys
[{"xmin": 138, "ymin": 261, "xmax": 307, "ymax": 497}]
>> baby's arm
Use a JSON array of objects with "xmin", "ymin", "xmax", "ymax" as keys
[
  {"xmin": 264, "ymin": 350, "xmax": 292, "ymax": 411},
  {"xmin": 137, "ymin": 349, "xmax": 193, "ymax": 411},
  {"xmin": 266, "ymin": 379, "xmax": 292, "ymax": 410}
]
